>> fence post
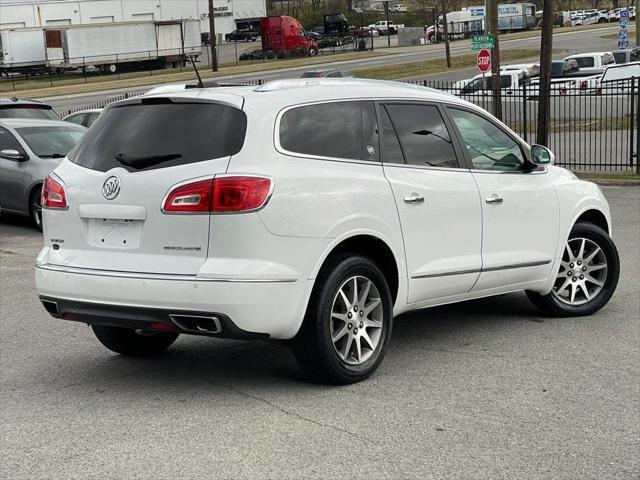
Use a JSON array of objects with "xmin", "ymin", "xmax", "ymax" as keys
[
  {"xmin": 522, "ymin": 82, "xmax": 528, "ymax": 143},
  {"xmin": 633, "ymin": 76, "xmax": 639, "ymax": 174},
  {"xmin": 83, "ymin": 57, "xmax": 87, "ymax": 83},
  {"xmin": 116, "ymin": 54, "xmax": 120, "ymax": 79},
  {"xmin": 235, "ymin": 42, "xmax": 238, "ymax": 66},
  {"xmin": 49, "ymin": 68, "xmax": 53, "ymax": 87},
  {"xmin": 11, "ymin": 65, "xmax": 16, "ymax": 91}
]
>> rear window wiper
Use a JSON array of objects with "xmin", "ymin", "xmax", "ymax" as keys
[{"xmin": 115, "ymin": 152, "xmax": 182, "ymax": 169}]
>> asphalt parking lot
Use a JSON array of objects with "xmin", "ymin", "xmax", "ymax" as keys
[{"xmin": 1, "ymin": 186, "xmax": 638, "ymax": 480}]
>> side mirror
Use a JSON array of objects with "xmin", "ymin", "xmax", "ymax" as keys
[
  {"xmin": 530, "ymin": 144, "xmax": 555, "ymax": 165},
  {"xmin": 0, "ymin": 149, "xmax": 28, "ymax": 162}
]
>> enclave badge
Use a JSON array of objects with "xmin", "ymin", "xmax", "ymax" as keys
[{"xmin": 102, "ymin": 176, "xmax": 120, "ymax": 200}]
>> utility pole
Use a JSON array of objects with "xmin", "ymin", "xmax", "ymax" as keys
[
  {"xmin": 485, "ymin": 0, "xmax": 502, "ymax": 119},
  {"xmin": 537, "ymin": 0, "xmax": 554, "ymax": 146},
  {"xmin": 442, "ymin": 2, "xmax": 451, "ymax": 68},
  {"xmin": 208, "ymin": 0, "xmax": 218, "ymax": 72}
]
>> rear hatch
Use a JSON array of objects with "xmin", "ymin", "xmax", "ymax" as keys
[{"xmin": 44, "ymin": 94, "xmax": 247, "ymax": 275}]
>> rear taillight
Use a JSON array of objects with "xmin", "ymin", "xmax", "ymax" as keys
[
  {"xmin": 580, "ymin": 80, "xmax": 588, "ymax": 90},
  {"xmin": 162, "ymin": 176, "xmax": 272, "ymax": 214},
  {"xmin": 212, "ymin": 176, "xmax": 272, "ymax": 212},
  {"xmin": 42, "ymin": 174, "xmax": 67, "ymax": 209},
  {"xmin": 162, "ymin": 179, "xmax": 213, "ymax": 213}
]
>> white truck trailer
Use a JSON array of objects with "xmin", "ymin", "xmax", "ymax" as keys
[
  {"xmin": 44, "ymin": 19, "xmax": 201, "ymax": 73},
  {"xmin": 0, "ymin": 28, "xmax": 48, "ymax": 75}
]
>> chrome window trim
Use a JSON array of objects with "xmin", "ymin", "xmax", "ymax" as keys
[
  {"xmin": 410, "ymin": 259, "xmax": 552, "ymax": 279},
  {"xmin": 381, "ymin": 162, "xmax": 471, "ymax": 173},
  {"xmin": 36, "ymin": 263, "xmax": 297, "ymax": 283}
]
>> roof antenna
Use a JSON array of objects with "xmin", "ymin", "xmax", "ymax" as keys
[{"xmin": 188, "ymin": 55, "xmax": 204, "ymax": 88}]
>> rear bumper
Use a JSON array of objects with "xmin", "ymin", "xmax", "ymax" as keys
[{"xmin": 35, "ymin": 264, "xmax": 311, "ymax": 339}]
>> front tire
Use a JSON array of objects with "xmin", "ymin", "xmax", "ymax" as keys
[
  {"xmin": 92, "ymin": 325, "xmax": 179, "ymax": 357},
  {"xmin": 291, "ymin": 255, "xmax": 393, "ymax": 384},
  {"xmin": 29, "ymin": 187, "xmax": 43, "ymax": 232},
  {"xmin": 526, "ymin": 222, "xmax": 619, "ymax": 317}
]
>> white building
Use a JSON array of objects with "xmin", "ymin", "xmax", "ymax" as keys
[{"xmin": 0, "ymin": 0, "xmax": 266, "ymax": 35}]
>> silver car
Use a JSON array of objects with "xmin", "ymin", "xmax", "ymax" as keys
[{"xmin": 0, "ymin": 118, "xmax": 86, "ymax": 230}]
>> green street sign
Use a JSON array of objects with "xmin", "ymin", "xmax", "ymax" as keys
[
  {"xmin": 471, "ymin": 34, "xmax": 495, "ymax": 51},
  {"xmin": 471, "ymin": 43, "xmax": 495, "ymax": 51},
  {"xmin": 472, "ymin": 34, "xmax": 495, "ymax": 44}
]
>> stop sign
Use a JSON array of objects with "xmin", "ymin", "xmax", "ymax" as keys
[{"xmin": 477, "ymin": 49, "xmax": 491, "ymax": 73}]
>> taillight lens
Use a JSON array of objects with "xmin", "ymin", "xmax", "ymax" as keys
[
  {"xmin": 212, "ymin": 176, "xmax": 272, "ymax": 213},
  {"xmin": 162, "ymin": 176, "xmax": 272, "ymax": 214},
  {"xmin": 42, "ymin": 174, "xmax": 67, "ymax": 209},
  {"xmin": 162, "ymin": 179, "xmax": 213, "ymax": 213}
]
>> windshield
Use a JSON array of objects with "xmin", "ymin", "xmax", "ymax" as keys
[
  {"xmin": 68, "ymin": 102, "xmax": 247, "ymax": 172},
  {"xmin": 16, "ymin": 126, "xmax": 86, "ymax": 158},
  {"xmin": 0, "ymin": 106, "xmax": 59, "ymax": 120}
]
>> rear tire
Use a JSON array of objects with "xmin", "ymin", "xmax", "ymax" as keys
[
  {"xmin": 526, "ymin": 222, "xmax": 619, "ymax": 317},
  {"xmin": 291, "ymin": 255, "xmax": 393, "ymax": 384},
  {"xmin": 92, "ymin": 325, "xmax": 179, "ymax": 357}
]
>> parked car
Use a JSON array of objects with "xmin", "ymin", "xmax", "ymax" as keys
[
  {"xmin": 0, "ymin": 98, "xmax": 59, "ymax": 120},
  {"xmin": 225, "ymin": 29, "xmax": 260, "ymax": 42},
  {"xmin": 0, "ymin": 118, "xmax": 86, "ymax": 229},
  {"xmin": 35, "ymin": 79, "xmax": 619, "ymax": 384},
  {"xmin": 63, "ymin": 108, "xmax": 102, "ymax": 128},
  {"xmin": 457, "ymin": 69, "xmax": 531, "ymax": 96},
  {"xmin": 300, "ymin": 69, "xmax": 353, "ymax": 78}
]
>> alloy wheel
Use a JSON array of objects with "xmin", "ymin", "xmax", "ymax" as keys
[
  {"xmin": 552, "ymin": 237, "xmax": 608, "ymax": 305},
  {"xmin": 330, "ymin": 275, "xmax": 383, "ymax": 365}
]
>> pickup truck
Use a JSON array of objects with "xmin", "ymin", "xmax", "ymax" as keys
[
  {"xmin": 565, "ymin": 61, "xmax": 640, "ymax": 94},
  {"xmin": 368, "ymin": 20, "xmax": 404, "ymax": 35},
  {"xmin": 563, "ymin": 52, "xmax": 615, "ymax": 75},
  {"xmin": 454, "ymin": 69, "xmax": 531, "ymax": 96},
  {"xmin": 225, "ymin": 29, "xmax": 260, "ymax": 42}
]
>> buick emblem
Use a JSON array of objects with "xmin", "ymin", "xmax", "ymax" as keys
[{"xmin": 102, "ymin": 176, "xmax": 121, "ymax": 200}]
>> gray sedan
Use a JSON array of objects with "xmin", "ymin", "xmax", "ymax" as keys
[{"xmin": 0, "ymin": 118, "xmax": 86, "ymax": 230}]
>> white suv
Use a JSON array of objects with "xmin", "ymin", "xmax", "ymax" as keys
[{"xmin": 36, "ymin": 79, "xmax": 619, "ymax": 384}]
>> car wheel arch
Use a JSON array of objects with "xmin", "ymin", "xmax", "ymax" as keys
[
  {"xmin": 291, "ymin": 233, "xmax": 402, "ymax": 338},
  {"xmin": 574, "ymin": 208, "xmax": 609, "ymax": 234}
]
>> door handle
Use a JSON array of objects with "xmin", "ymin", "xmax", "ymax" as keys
[
  {"xmin": 485, "ymin": 194, "xmax": 503, "ymax": 204},
  {"xmin": 403, "ymin": 194, "xmax": 425, "ymax": 204}
]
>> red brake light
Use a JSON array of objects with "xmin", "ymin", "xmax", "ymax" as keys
[
  {"xmin": 42, "ymin": 174, "xmax": 67, "ymax": 209},
  {"xmin": 162, "ymin": 179, "xmax": 213, "ymax": 213},
  {"xmin": 580, "ymin": 80, "xmax": 587, "ymax": 90},
  {"xmin": 212, "ymin": 176, "xmax": 272, "ymax": 212},
  {"xmin": 162, "ymin": 176, "xmax": 272, "ymax": 214}
]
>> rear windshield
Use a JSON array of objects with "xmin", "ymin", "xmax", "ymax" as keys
[
  {"xmin": 0, "ymin": 106, "xmax": 59, "ymax": 120},
  {"xmin": 16, "ymin": 125, "xmax": 86, "ymax": 158},
  {"xmin": 68, "ymin": 102, "xmax": 247, "ymax": 172},
  {"xmin": 574, "ymin": 57, "xmax": 595, "ymax": 68}
]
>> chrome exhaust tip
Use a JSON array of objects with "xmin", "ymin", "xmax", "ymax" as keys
[{"xmin": 169, "ymin": 314, "xmax": 222, "ymax": 334}]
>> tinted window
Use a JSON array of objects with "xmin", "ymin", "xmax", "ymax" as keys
[
  {"xmin": 280, "ymin": 101, "xmax": 377, "ymax": 161},
  {"xmin": 0, "ymin": 106, "xmax": 59, "ymax": 120},
  {"xmin": 574, "ymin": 57, "xmax": 595, "ymax": 68},
  {"xmin": 16, "ymin": 125, "xmax": 85, "ymax": 158},
  {"xmin": 380, "ymin": 107, "xmax": 403, "ymax": 164},
  {"xmin": 551, "ymin": 63, "xmax": 563, "ymax": 77},
  {"xmin": 0, "ymin": 126, "xmax": 24, "ymax": 152},
  {"xmin": 384, "ymin": 104, "xmax": 458, "ymax": 168},
  {"xmin": 612, "ymin": 52, "xmax": 627, "ymax": 64},
  {"xmin": 449, "ymin": 108, "xmax": 524, "ymax": 171},
  {"xmin": 65, "ymin": 113, "xmax": 85, "ymax": 125},
  {"xmin": 69, "ymin": 102, "xmax": 247, "ymax": 172},
  {"xmin": 602, "ymin": 53, "xmax": 615, "ymax": 65}
]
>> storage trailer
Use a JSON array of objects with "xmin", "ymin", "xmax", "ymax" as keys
[
  {"xmin": 44, "ymin": 19, "xmax": 201, "ymax": 73},
  {"xmin": 0, "ymin": 28, "xmax": 48, "ymax": 75}
]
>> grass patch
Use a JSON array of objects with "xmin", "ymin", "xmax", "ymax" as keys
[
  {"xmin": 353, "ymin": 48, "xmax": 553, "ymax": 80},
  {"xmin": 575, "ymin": 171, "xmax": 640, "ymax": 180}
]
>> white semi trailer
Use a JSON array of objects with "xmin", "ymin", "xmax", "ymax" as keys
[
  {"xmin": 44, "ymin": 19, "xmax": 201, "ymax": 73},
  {"xmin": 0, "ymin": 28, "xmax": 49, "ymax": 75}
]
